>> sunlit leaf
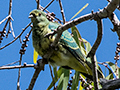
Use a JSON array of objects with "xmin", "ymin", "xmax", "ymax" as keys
[
  {"xmin": 79, "ymin": 81, "xmax": 83, "ymax": 90},
  {"xmin": 70, "ymin": 3, "xmax": 89, "ymax": 20},
  {"xmin": 33, "ymin": 49, "xmax": 38, "ymax": 64},
  {"xmin": 79, "ymin": 74, "xmax": 85, "ymax": 90}
]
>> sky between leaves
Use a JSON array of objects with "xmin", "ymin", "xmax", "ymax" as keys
[{"xmin": 0, "ymin": 0, "xmax": 120, "ymax": 90}]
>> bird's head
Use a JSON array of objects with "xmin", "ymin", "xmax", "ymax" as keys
[{"xmin": 29, "ymin": 9, "xmax": 49, "ymax": 26}]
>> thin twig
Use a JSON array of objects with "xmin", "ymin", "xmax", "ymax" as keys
[
  {"xmin": 0, "ymin": 0, "xmax": 13, "ymax": 44},
  {"xmin": 43, "ymin": 0, "xmax": 55, "ymax": 11},
  {"xmin": 0, "ymin": 22, "xmax": 31, "ymax": 50},
  {"xmin": 2, "ymin": 18, "xmax": 10, "ymax": 33},
  {"xmin": 49, "ymin": 65, "xmax": 55, "ymax": 89},
  {"xmin": 0, "ymin": 15, "xmax": 11, "ymax": 25},
  {"xmin": 0, "ymin": 0, "xmax": 12, "ymax": 25},
  {"xmin": 4, "ymin": 0, "xmax": 13, "ymax": 38},
  {"xmin": 40, "ymin": 5, "xmax": 62, "ymax": 23},
  {"xmin": 7, "ymin": 0, "xmax": 15, "ymax": 38},
  {"xmin": 10, "ymin": 20, "xmax": 15, "ymax": 38},
  {"xmin": 6, "ymin": 20, "xmax": 11, "ymax": 38},
  {"xmin": 58, "ymin": 0, "xmax": 66, "ymax": 24},
  {"xmin": 8, "ymin": 0, "xmax": 12, "ymax": 15},
  {"xmin": 17, "ymin": 54, "xmax": 22, "ymax": 90},
  {"xmin": 0, "ymin": 63, "xmax": 34, "ymax": 70},
  {"xmin": 0, "ymin": 60, "xmax": 19, "ymax": 67},
  {"xmin": 36, "ymin": 0, "xmax": 40, "ymax": 9}
]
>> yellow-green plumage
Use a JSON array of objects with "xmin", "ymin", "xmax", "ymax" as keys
[{"xmin": 29, "ymin": 9, "xmax": 103, "ymax": 80}]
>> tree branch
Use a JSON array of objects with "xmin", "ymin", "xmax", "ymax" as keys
[
  {"xmin": 98, "ymin": 0, "xmax": 119, "ymax": 18},
  {"xmin": 87, "ymin": 14, "xmax": 103, "ymax": 58},
  {"xmin": 27, "ymin": 59, "xmax": 46, "ymax": 90},
  {"xmin": 36, "ymin": 0, "xmax": 40, "ymax": 9},
  {"xmin": 87, "ymin": 14, "xmax": 103, "ymax": 90},
  {"xmin": 0, "ymin": 22, "xmax": 31, "ymax": 50},
  {"xmin": 0, "ymin": 15, "xmax": 11, "ymax": 25},
  {"xmin": 98, "ymin": 0, "xmax": 120, "ymax": 39}
]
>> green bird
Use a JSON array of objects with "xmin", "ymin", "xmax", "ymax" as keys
[{"xmin": 29, "ymin": 9, "xmax": 103, "ymax": 80}]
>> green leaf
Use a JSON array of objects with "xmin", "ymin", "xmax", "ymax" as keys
[
  {"xmin": 71, "ymin": 26, "xmax": 86, "ymax": 54},
  {"xmin": 33, "ymin": 49, "xmax": 38, "ymax": 64},
  {"xmin": 71, "ymin": 26, "xmax": 82, "ymax": 46},
  {"xmin": 57, "ymin": 69, "xmax": 69, "ymax": 90},
  {"xmin": 119, "ymin": 68, "xmax": 120, "ymax": 78},
  {"xmin": 63, "ymin": 69, "xmax": 69, "ymax": 90},
  {"xmin": 106, "ymin": 62, "xmax": 119, "ymax": 78},
  {"xmin": 82, "ymin": 38, "xmax": 91, "ymax": 54},
  {"xmin": 47, "ymin": 68, "xmax": 69, "ymax": 90},
  {"xmin": 57, "ymin": 73, "xmax": 64, "ymax": 90},
  {"xmin": 106, "ymin": 73, "xmax": 114, "ymax": 80},
  {"xmin": 71, "ymin": 71, "xmax": 80, "ymax": 90}
]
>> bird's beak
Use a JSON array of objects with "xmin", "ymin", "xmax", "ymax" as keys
[{"xmin": 28, "ymin": 14, "xmax": 33, "ymax": 18}]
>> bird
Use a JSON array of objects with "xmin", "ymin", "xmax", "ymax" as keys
[{"xmin": 29, "ymin": 9, "xmax": 103, "ymax": 80}]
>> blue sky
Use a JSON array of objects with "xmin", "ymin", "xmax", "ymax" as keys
[{"xmin": 0, "ymin": 0, "xmax": 120, "ymax": 90}]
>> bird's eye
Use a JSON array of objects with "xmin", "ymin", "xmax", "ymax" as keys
[{"xmin": 39, "ymin": 13, "xmax": 41, "ymax": 16}]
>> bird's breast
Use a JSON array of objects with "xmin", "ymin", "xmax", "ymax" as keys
[{"xmin": 32, "ymin": 30, "xmax": 52, "ymax": 56}]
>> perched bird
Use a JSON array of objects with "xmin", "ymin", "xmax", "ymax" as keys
[{"xmin": 29, "ymin": 9, "xmax": 103, "ymax": 80}]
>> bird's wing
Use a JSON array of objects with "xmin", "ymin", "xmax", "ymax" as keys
[
  {"xmin": 48, "ymin": 22, "xmax": 92, "ymax": 76},
  {"xmin": 49, "ymin": 22, "xmax": 87, "ymax": 66},
  {"xmin": 60, "ymin": 30, "xmax": 86, "ymax": 63},
  {"xmin": 60, "ymin": 30, "xmax": 93, "ymax": 76}
]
